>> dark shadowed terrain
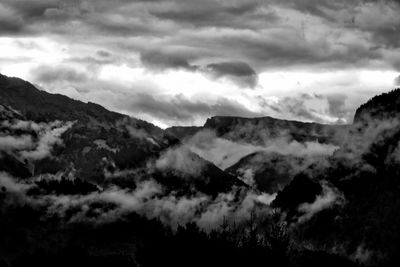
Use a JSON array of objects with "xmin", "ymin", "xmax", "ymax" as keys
[{"xmin": 1, "ymin": 73, "xmax": 400, "ymax": 266}]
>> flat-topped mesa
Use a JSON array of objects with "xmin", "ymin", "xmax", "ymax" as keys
[
  {"xmin": 204, "ymin": 115, "xmax": 285, "ymax": 129},
  {"xmin": 203, "ymin": 115, "xmax": 342, "ymax": 145}
]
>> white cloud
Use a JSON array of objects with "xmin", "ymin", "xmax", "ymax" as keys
[
  {"xmin": 19, "ymin": 121, "xmax": 74, "ymax": 160},
  {"xmin": 185, "ymin": 130, "xmax": 338, "ymax": 170},
  {"xmin": 297, "ymin": 182, "xmax": 344, "ymax": 223}
]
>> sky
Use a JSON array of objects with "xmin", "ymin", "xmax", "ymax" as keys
[{"xmin": 0, "ymin": 0, "xmax": 399, "ymax": 128}]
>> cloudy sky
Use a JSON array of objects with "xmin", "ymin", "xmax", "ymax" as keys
[{"xmin": 0, "ymin": 0, "xmax": 399, "ymax": 128}]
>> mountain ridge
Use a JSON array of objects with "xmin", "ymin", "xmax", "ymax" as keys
[
  {"xmin": 0, "ymin": 73, "xmax": 244, "ymax": 196},
  {"xmin": 167, "ymin": 114, "xmax": 347, "ymax": 147}
]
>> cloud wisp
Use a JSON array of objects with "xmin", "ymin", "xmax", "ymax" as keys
[
  {"xmin": 184, "ymin": 129, "xmax": 338, "ymax": 170},
  {"xmin": 0, "ymin": 110, "xmax": 74, "ymax": 161}
]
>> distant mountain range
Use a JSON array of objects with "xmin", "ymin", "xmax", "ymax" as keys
[
  {"xmin": 2, "ymin": 73, "xmax": 400, "ymax": 266},
  {"xmin": 167, "ymin": 114, "xmax": 345, "ymax": 145}
]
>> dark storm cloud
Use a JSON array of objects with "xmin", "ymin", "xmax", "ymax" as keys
[
  {"xmin": 272, "ymin": 0, "xmax": 398, "ymax": 24},
  {"xmin": 149, "ymin": 1, "xmax": 277, "ymax": 29},
  {"xmin": 87, "ymin": 16, "xmax": 167, "ymax": 38},
  {"xmin": 206, "ymin": 62, "xmax": 257, "ymax": 78},
  {"xmin": 351, "ymin": 1, "xmax": 400, "ymax": 50},
  {"xmin": 0, "ymin": 4, "xmax": 25, "ymax": 34},
  {"xmin": 121, "ymin": 93, "xmax": 262, "ymax": 124},
  {"xmin": 96, "ymin": 50, "xmax": 112, "ymax": 58},
  {"xmin": 140, "ymin": 52, "xmax": 259, "ymax": 88},
  {"xmin": 271, "ymin": 0, "xmax": 353, "ymax": 20},
  {"xmin": 261, "ymin": 0, "xmax": 400, "ymax": 64},
  {"xmin": 140, "ymin": 51, "xmax": 197, "ymax": 71},
  {"xmin": 2, "ymin": 0, "xmax": 399, "ymax": 71},
  {"xmin": 2, "ymin": 0, "xmax": 58, "ymax": 19},
  {"xmin": 371, "ymin": 28, "xmax": 400, "ymax": 49},
  {"xmin": 0, "ymin": 0, "xmax": 85, "ymax": 36},
  {"xmin": 220, "ymin": 31, "xmax": 380, "ymax": 69},
  {"xmin": 150, "ymin": 1, "xmax": 256, "ymax": 23},
  {"xmin": 32, "ymin": 65, "xmax": 88, "ymax": 84},
  {"xmin": 205, "ymin": 62, "xmax": 258, "ymax": 88}
]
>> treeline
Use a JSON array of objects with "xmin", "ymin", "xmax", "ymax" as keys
[{"xmin": 0, "ymin": 205, "xmax": 360, "ymax": 267}]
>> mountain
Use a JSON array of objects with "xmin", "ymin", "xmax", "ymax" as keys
[
  {"xmin": 0, "ymin": 74, "xmax": 243, "ymax": 196},
  {"xmin": 169, "ymin": 87, "xmax": 400, "ymax": 265},
  {"xmin": 225, "ymin": 151, "xmax": 327, "ymax": 193},
  {"xmin": 167, "ymin": 115, "xmax": 346, "ymax": 145},
  {"xmin": 354, "ymin": 88, "xmax": 400, "ymax": 123},
  {"xmin": 166, "ymin": 115, "xmax": 344, "ymax": 194},
  {"xmin": 0, "ymin": 74, "xmax": 125, "ymax": 123},
  {"xmin": 271, "ymin": 88, "xmax": 400, "ymax": 266},
  {"xmin": 165, "ymin": 126, "xmax": 202, "ymax": 140}
]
